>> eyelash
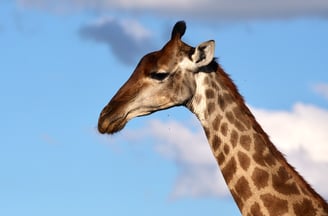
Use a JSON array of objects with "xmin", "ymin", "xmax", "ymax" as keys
[{"xmin": 150, "ymin": 72, "xmax": 170, "ymax": 81}]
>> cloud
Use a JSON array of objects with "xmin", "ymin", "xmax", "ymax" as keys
[
  {"xmin": 121, "ymin": 102, "xmax": 328, "ymax": 199},
  {"xmin": 79, "ymin": 17, "xmax": 155, "ymax": 65},
  {"xmin": 252, "ymin": 103, "xmax": 328, "ymax": 162},
  {"xmin": 124, "ymin": 119, "xmax": 230, "ymax": 198},
  {"xmin": 313, "ymin": 83, "xmax": 328, "ymax": 101},
  {"xmin": 18, "ymin": 0, "xmax": 328, "ymax": 20}
]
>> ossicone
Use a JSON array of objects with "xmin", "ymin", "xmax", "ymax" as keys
[{"xmin": 171, "ymin": 20, "xmax": 186, "ymax": 40}]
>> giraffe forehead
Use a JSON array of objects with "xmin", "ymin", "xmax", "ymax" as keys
[
  {"xmin": 134, "ymin": 52, "xmax": 171, "ymax": 74},
  {"xmin": 137, "ymin": 41, "xmax": 194, "ymax": 75}
]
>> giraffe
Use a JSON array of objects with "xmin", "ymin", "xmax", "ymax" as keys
[{"xmin": 98, "ymin": 21, "xmax": 328, "ymax": 216}]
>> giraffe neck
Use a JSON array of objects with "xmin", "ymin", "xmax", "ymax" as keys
[{"xmin": 186, "ymin": 62, "xmax": 328, "ymax": 216}]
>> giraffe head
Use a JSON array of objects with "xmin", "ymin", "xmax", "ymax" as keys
[{"xmin": 98, "ymin": 21, "xmax": 215, "ymax": 134}]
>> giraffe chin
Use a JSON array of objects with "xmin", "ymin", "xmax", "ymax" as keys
[{"xmin": 98, "ymin": 116, "xmax": 127, "ymax": 134}]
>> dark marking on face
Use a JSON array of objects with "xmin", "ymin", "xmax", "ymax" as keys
[{"xmin": 174, "ymin": 71, "xmax": 182, "ymax": 81}]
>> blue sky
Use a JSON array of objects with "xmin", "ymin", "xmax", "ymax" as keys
[{"xmin": 1, "ymin": 1, "xmax": 328, "ymax": 215}]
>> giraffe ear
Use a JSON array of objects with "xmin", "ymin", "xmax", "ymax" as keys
[
  {"xmin": 171, "ymin": 21, "xmax": 186, "ymax": 40},
  {"xmin": 191, "ymin": 40, "xmax": 215, "ymax": 67}
]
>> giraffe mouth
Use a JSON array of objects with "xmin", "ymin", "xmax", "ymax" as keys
[
  {"xmin": 97, "ymin": 105, "xmax": 153, "ymax": 134},
  {"xmin": 98, "ymin": 105, "xmax": 169, "ymax": 134},
  {"xmin": 98, "ymin": 113, "xmax": 128, "ymax": 134}
]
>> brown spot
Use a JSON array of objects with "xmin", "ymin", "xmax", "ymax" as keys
[
  {"xmin": 293, "ymin": 198, "xmax": 317, "ymax": 216},
  {"xmin": 272, "ymin": 167, "xmax": 300, "ymax": 195},
  {"xmin": 263, "ymin": 154, "xmax": 276, "ymax": 167},
  {"xmin": 230, "ymin": 129, "xmax": 239, "ymax": 147},
  {"xmin": 205, "ymin": 89, "xmax": 215, "ymax": 99},
  {"xmin": 218, "ymin": 93, "xmax": 233, "ymax": 111},
  {"xmin": 212, "ymin": 115, "xmax": 222, "ymax": 131},
  {"xmin": 251, "ymin": 167, "xmax": 269, "ymax": 190},
  {"xmin": 222, "ymin": 157, "xmax": 237, "ymax": 184},
  {"xmin": 218, "ymin": 95, "xmax": 226, "ymax": 110},
  {"xmin": 250, "ymin": 202, "xmax": 265, "ymax": 216},
  {"xmin": 220, "ymin": 122, "xmax": 228, "ymax": 136},
  {"xmin": 240, "ymin": 135, "xmax": 251, "ymax": 150},
  {"xmin": 207, "ymin": 102, "xmax": 215, "ymax": 115},
  {"xmin": 211, "ymin": 80, "xmax": 218, "ymax": 89},
  {"xmin": 253, "ymin": 134, "xmax": 276, "ymax": 167},
  {"xmin": 235, "ymin": 120, "xmax": 246, "ymax": 131},
  {"xmin": 226, "ymin": 111, "xmax": 235, "ymax": 124},
  {"xmin": 217, "ymin": 152, "xmax": 225, "ymax": 164},
  {"xmin": 233, "ymin": 107, "xmax": 251, "ymax": 129},
  {"xmin": 203, "ymin": 76, "xmax": 210, "ymax": 85},
  {"xmin": 261, "ymin": 193, "xmax": 288, "ymax": 216},
  {"xmin": 234, "ymin": 176, "xmax": 252, "ymax": 202},
  {"xmin": 174, "ymin": 72, "xmax": 182, "ymax": 81},
  {"xmin": 212, "ymin": 135, "xmax": 221, "ymax": 151},
  {"xmin": 237, "ymin": 151, "xmax": 250, "ymax": 171},
  {"xmin": 223, "ymin": 144, "xmax": 230, "ymax": 155}
]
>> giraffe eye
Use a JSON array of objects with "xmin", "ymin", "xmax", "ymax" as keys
[{"xmin": 150, "ymin": 72, "xmax": 170, "ymax": 81}]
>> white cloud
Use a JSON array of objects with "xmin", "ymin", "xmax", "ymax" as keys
[
  {"xmin": 124, "ymin": 118, "xmax": 230, "ymax": 198},
  {"xmin": 150, "ymin": 120, "xmax": 231, "ymax": 198},
  {"xmin": 313, "ymin": 83, "xmax": 328, "ymax": 101},
  {"xmin": 18, "ymin": 0, "xmax": 328, "ymax": 20},
  {"xmin": 120, "ymin": 102, "xmax": 328, "ymax": 199},
  {"xmin": 252, "ymin": 103, "xmax": 328, "ymax": 162}
]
